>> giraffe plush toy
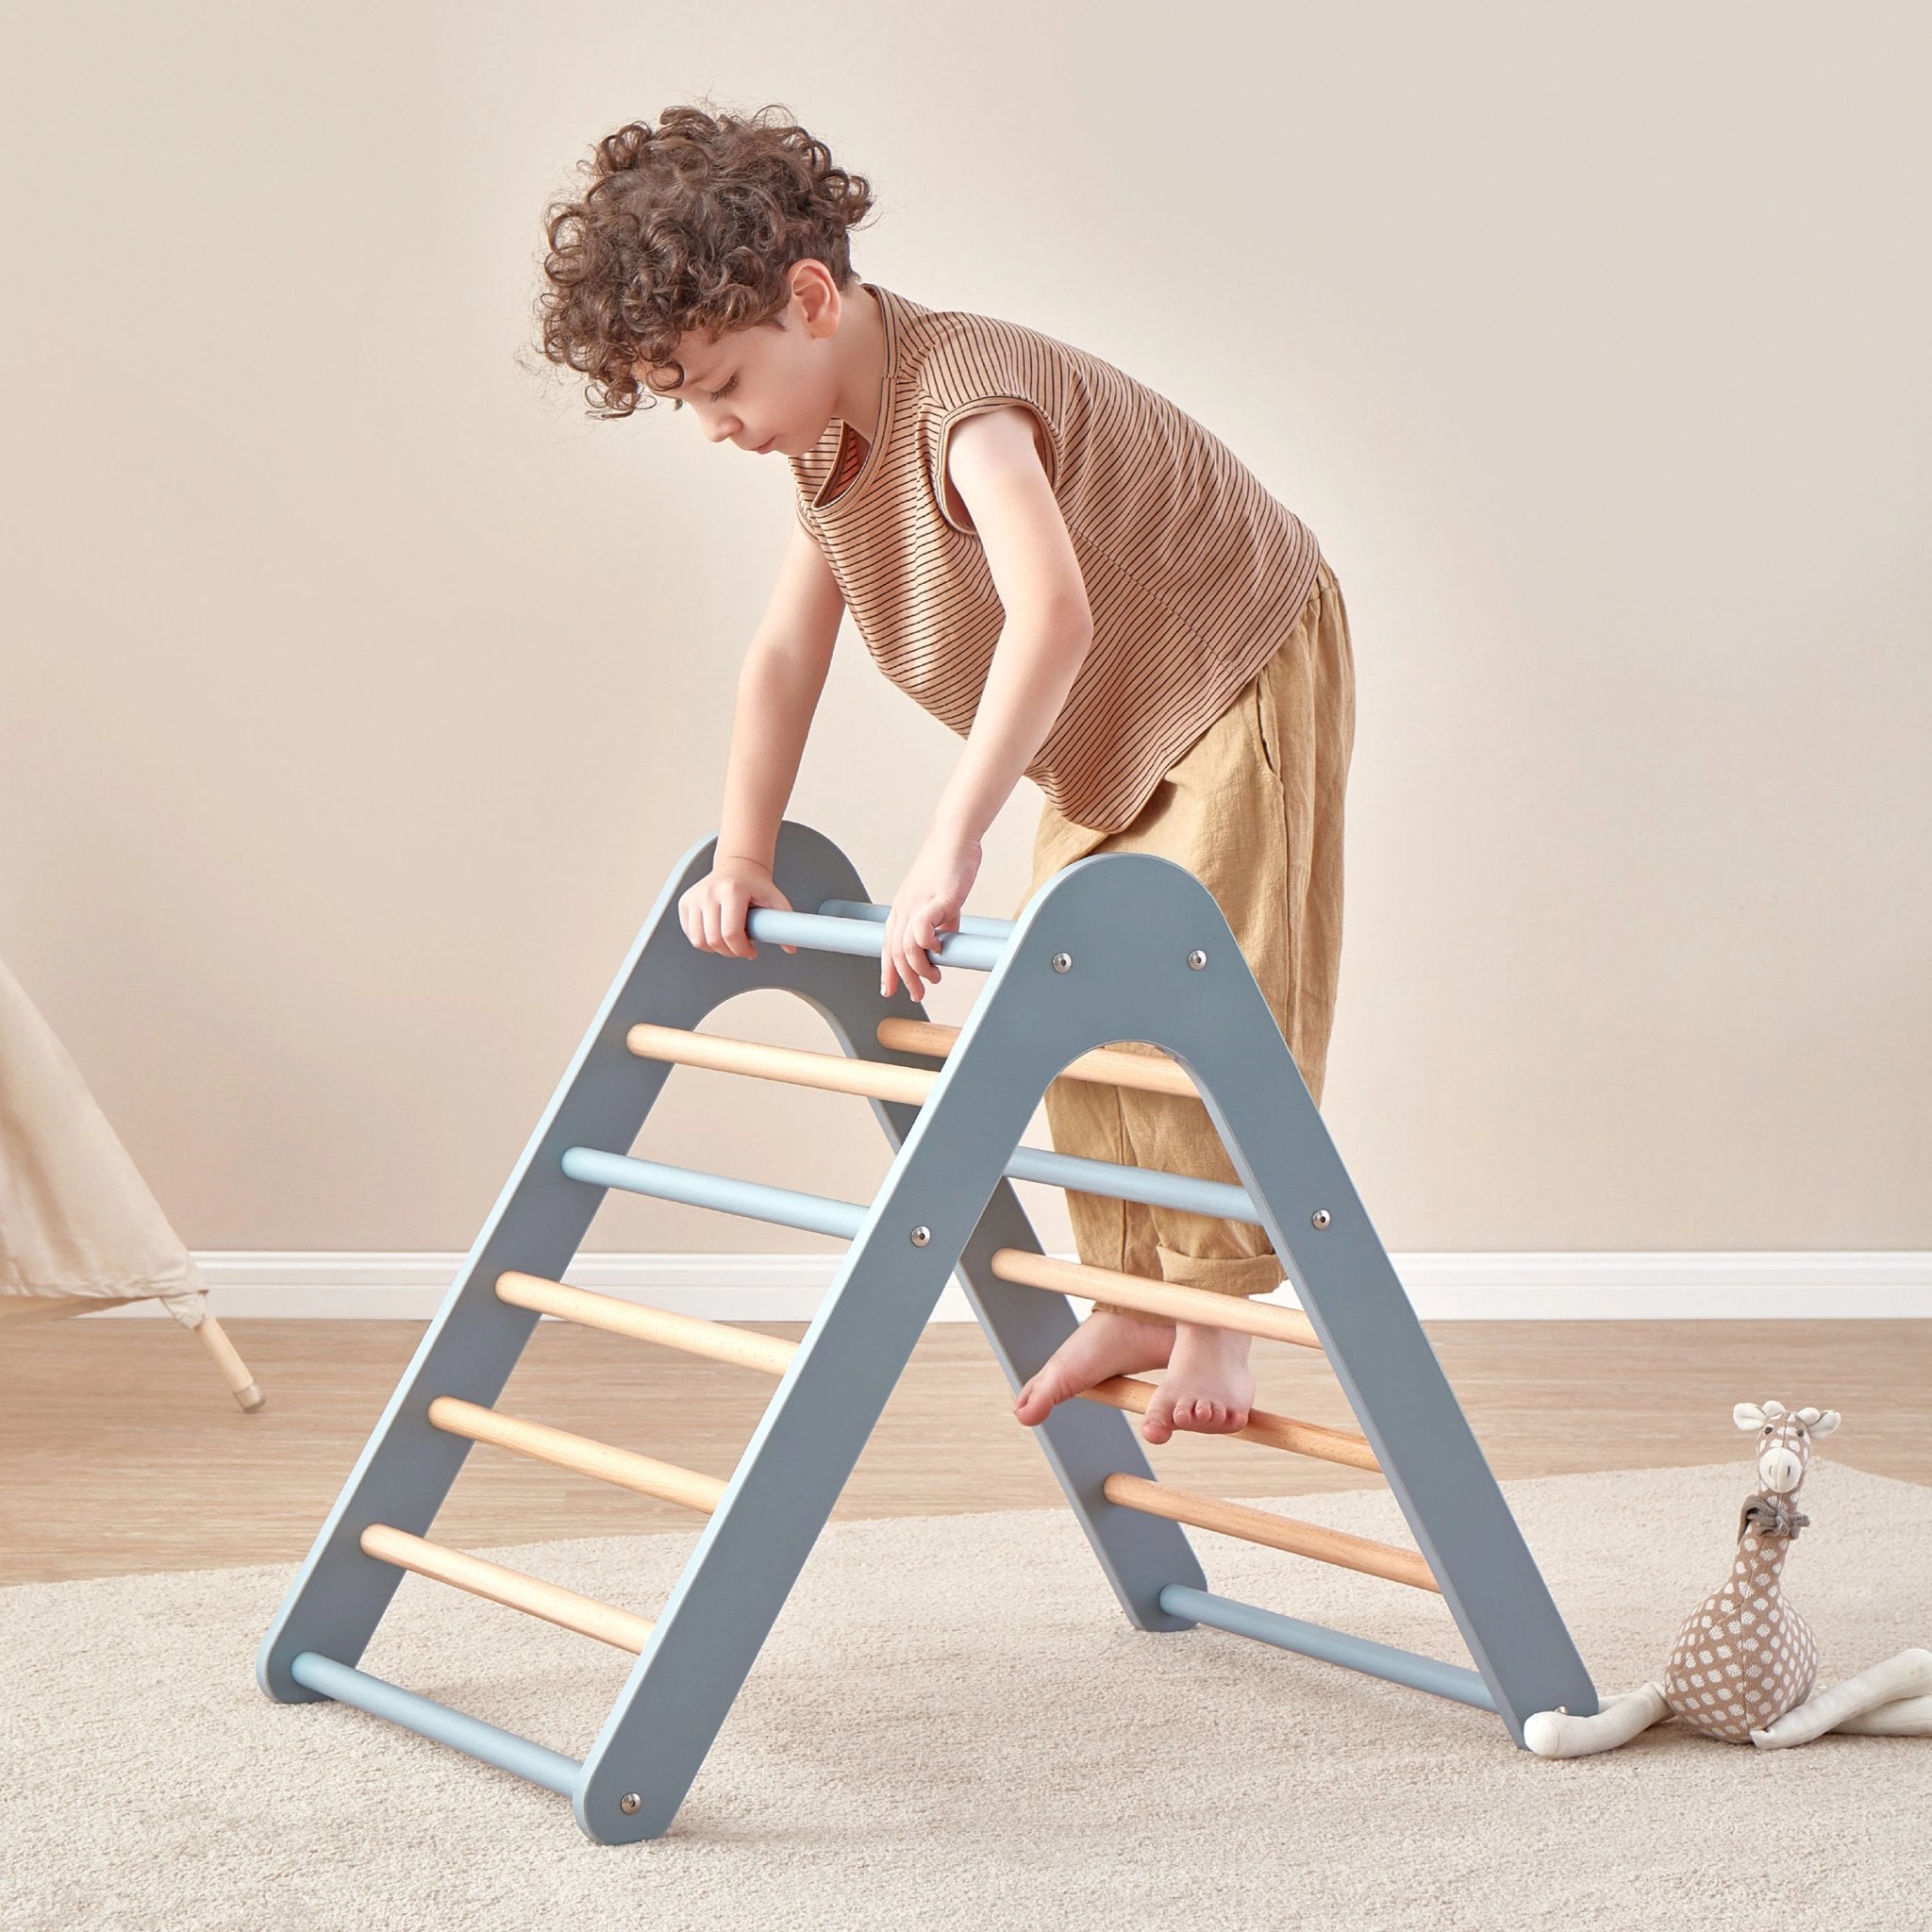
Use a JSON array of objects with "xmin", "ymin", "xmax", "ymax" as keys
[{"xmin": 1525, "ymin": 1399, "xmax": 1932, "ymax": 1757}]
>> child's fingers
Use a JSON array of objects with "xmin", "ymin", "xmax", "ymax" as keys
[
  {"xmin": 683, "ymin": 877, "xmax": 805, "ymax": 960},
  {"xmin": 906, "ymin": 941, "xmax": 934, "ymax": 999},
  {"xmin": 914, "ymin": 911, "xmax": 944, "ymax": 981},
  {"xmin": 722, "ymin": 885, "xmax": 758, "ymax": 959},
  {"xmin": 885, "ymin": 924, "xmax": 920, "ymax": 1000},
  {"xmin": 882, "ymin": 904, "xmax": 952, "ymax": 1000},
  {"xmin": 762, "ymin": 890, "xmax": 798, "ymax": 955}
]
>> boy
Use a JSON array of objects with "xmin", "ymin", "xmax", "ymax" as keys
[{"xmin": 537, "ymin": 105, "xmax": 1355, "ymax": 1445}]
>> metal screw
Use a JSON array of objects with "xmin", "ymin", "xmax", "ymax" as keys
[
  {"xmin": 1187, "ymin": 949, "xmax": 1208, "ymax": 970},
  {"xmin": 910, "ymin": 1224, "xmax": 931, "ymax": 1247},
  {"xmin": 1051, "ymin": 951, "xmax": 1073, "ymax": 973},
  {"xmin": 620, "ymin": 1792, "xmax": 641, "ymax": 1814},
  {"xmin": 1310, "ymin": 1208, "xmax": 1331, "ymax": 1230}
]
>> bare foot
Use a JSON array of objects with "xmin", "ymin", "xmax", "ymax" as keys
[
  {"xmin": 1141, "ymin": 1323, "xmax": 1254, "ymax": 1444},
  {"xmin": 1013, "ymin": 1311, "xmax": 1175, "ymax": 1427}
]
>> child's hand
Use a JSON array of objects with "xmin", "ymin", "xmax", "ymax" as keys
[
  {"xmin": 880, "ymin": 834, "xmax": 982, "ymax": 1000},
  {"xmin": 678, "ymin": 858, "xmax": 799, "ymax": 960}
]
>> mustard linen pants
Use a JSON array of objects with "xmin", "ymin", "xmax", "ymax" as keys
[{"xmin": 1015, "ymin": 556, "xmax": 1356, "ymax": 1317}]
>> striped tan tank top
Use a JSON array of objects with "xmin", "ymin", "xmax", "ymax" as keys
[{"xmin": 790, "ymin": 283, "xmax": 1324, "ymax": 833}]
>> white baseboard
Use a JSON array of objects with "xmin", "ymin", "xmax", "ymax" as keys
[{"xmin": 85, "ymin": 1251, "xmax": 1932, "ymax": 1321}]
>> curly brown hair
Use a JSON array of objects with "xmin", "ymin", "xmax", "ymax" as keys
[{"xmin": 536, "ymin": 102, "xmax": 876, "ymax": 420}]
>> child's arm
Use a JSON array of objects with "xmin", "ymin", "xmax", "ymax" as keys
[
  {"xmin": 680, "ymin": 520, "xmax": 846, "ymax": 959},
  {"xmin": 880, "ymin": 405, "xmax": 1092, "ymax": 999}
]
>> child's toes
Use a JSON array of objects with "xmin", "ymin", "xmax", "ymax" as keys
[
  {"xmin": 1174, "ymin": 1398, "xmax": 1241, "ymax": 1435},
  {"xmin": 1014, "ymin": 1364, "xmax": 1076, "ymax": 1428}
]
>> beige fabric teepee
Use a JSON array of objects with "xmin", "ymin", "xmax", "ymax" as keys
[
  {"xmin": 0, "ymin": 953, "xmax": 209, "ymax": 1325},
  {"xmin": 0, "ymin": 954, "xmax": 260, "ymax": 1407}
]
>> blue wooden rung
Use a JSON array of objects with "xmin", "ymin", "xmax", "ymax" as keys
[
  {"xmin": 289, "ymin": 1652, "xmax": 582, "ymax": 1796},
  {"xmin": 1158, "ymin": 1586, "xmax": 1498, "ymax": 1712},
  {"xmin": 561, "ymin": 1136, "xmax": 1260, "ymax": 1235},
  {"xmin": 817, "ymin": 898, "xmax": 1017, "ymax": 940},
  {"xmin": 559, "ymin": 1146, "xmax": 868, "ymax": 1239},
  {"xmin": 738, "ymin": 906, "xmax": 1007, "ymax": 971}
]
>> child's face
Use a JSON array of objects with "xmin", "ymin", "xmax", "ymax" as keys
[{"xmin": 637, "ymin": 262, "xmax": 855, "ymax": 458}]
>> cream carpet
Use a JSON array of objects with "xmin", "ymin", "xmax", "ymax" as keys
[{"xmin": 6, "ymin": 1460, "xmax": 1930, "ymax": 1930}]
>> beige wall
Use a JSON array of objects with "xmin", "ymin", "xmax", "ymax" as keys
[{"xmin": 1, "ymin": 5, "xmax": 1925, "ymax": 1262}]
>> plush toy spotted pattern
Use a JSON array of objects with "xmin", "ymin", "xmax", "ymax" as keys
[{"xmin": 1524, "ymin": 1400, "xmax": 1932, "ymax": 1757}]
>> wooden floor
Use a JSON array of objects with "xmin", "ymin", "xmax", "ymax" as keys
[{"xmin": 3, "ymin": 1317, "xmax": 1926, "ymax": 1586}]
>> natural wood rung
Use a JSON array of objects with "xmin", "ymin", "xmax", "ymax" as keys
[
  {"xmin": 494, "ymin": 1271, "xmax": 796, "ymax": 1376},
  {"xmin": 627, "ymin": 1022, "xmax": 935, "ymax": 1105},
  {"xmin": 1103, "ymin": 1474, "xmax": 1439, "ymax": 1592},
  {"xmin": 360, "ymin": 1523, "xmax": 656, "ymax": 1654},
  {"xmin": 425, "ymin": 1396, "xmax": 726, "ymax": 1514},
  {"xmin": 991, "ymin": 1247, "xmax": 1322, "ymax": 1351},
  {"xmin": 876, "ymin": 1015, "xmax": 1201, "ymax": 1098},
  {"xmin": 1078, "ymin": 1377, "xmax": 1379, "ymax": 1472},
  {"xmin": 626, "ymin": 1016, "xmax": 1206, "ymax": 1108}
]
